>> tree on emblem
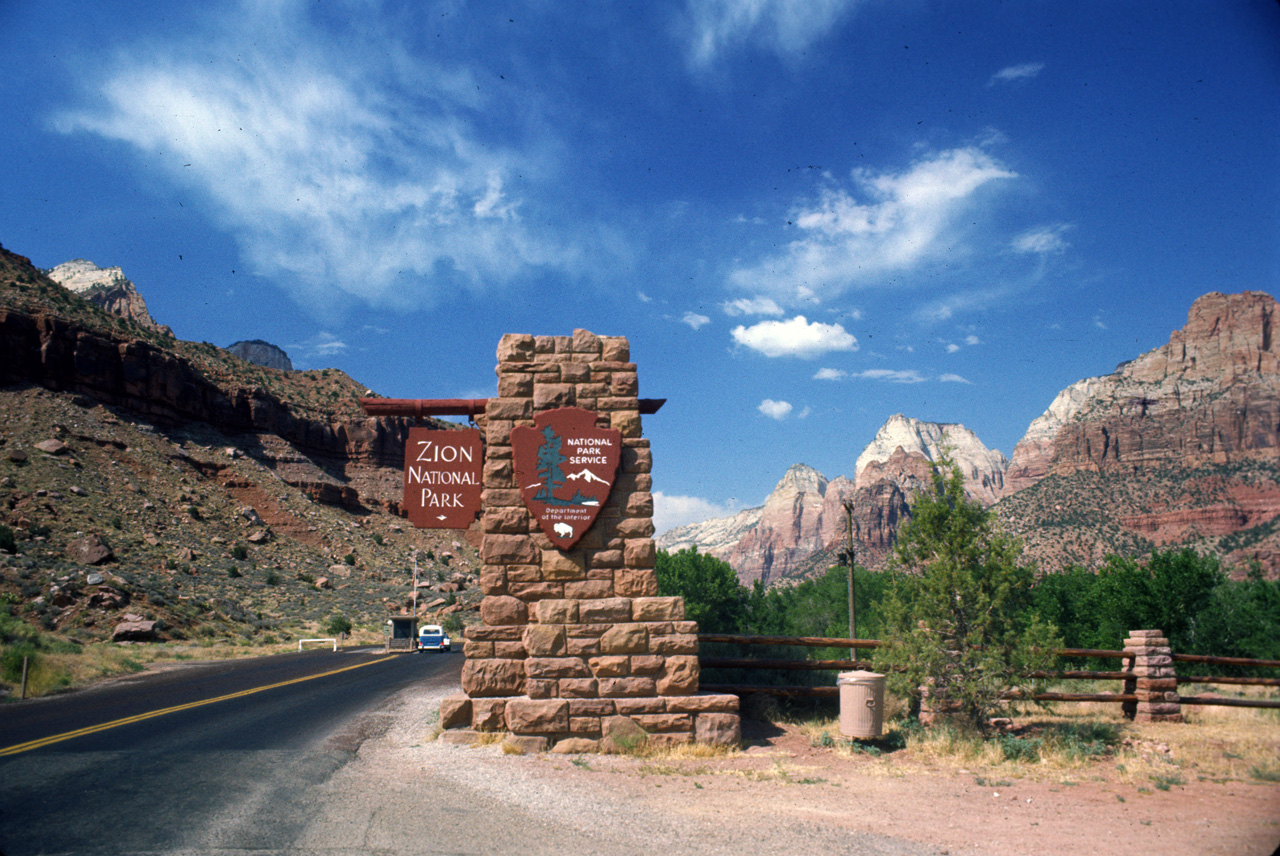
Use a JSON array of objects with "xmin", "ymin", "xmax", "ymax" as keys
[{"xmin": 533, "ymin": 425, "xmax": 566, "ymax": 503}]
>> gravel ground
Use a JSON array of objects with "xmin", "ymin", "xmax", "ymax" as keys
[{"xmin": 281, "ymin": 679, "xmax": 1280, "ymax": 856}]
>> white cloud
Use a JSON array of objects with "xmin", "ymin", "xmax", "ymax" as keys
[
  {"xmin": 814, "ymin": 367, "xmax": 847, "ymax": 380},
  {"xmin": 682, "ymin": 311, "xmax": 712, "ymax": 330},
  {"xmin": 722, "ymin": 296, "xmax": 785, "ymax": 317},
  {"xmin": 54, "ymin": 1, "xmax": 575, "ymax": 312},
  {"xmin": 638, "ymin": 291, "xmax": 654, "ymax": 303},
  {"xmin": 731, "ymin": 315, "xmax": 857, "ymax": 358},
  {"xmin": 939, "ymin": 373, "xmax": 972, "ymax": 384},
  {"xmin": 946, "ymin": 343, "xmax": 961, "ymax": 353},
  {"xmin": 758, "ymin": 398, "xmax": 793, "ymax": 419},
  {"xmin": 286, "ymin": 330, "xmax": 347, "ymax": 366},
  {"xmin": 964, "ymin": 334, "xmax": 981, "ymax": 346},
  {"xmin": 653, "ymin": 491, "xmax": 739, "ymax": 535},
  {"xmin": 988, "ymin": 62, "xmax": 1046, "ymax": 86},
  {"xmin": 1013, "ymin": 224, "xmax": 1072, "ymax": 255},
  {"xmin": 852, "ymin": 369, "xmax": 926, "ymax": 384},
  {"xmin": 680, "ymin": 0, "xmax": 862, "ymax": 68},
  {"xmin": 729, "ymin": 147, "xmax": 1016, "ymax": 301}
]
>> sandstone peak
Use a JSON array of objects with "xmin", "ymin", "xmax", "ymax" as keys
[
  {"xmin": 1005, "ymin": 290, "xmax": 1280, "ymax": 494},
  {"xmin": 229, "ymin": 339, "xmax": 294, "ymax": 372},
  {"xmin": 46, "ymin": 259, "xmax": 169, "ymax": 335},
  {"xmin": 855, "ymin": 414, "xmax": 1007, "ymax": 505}
]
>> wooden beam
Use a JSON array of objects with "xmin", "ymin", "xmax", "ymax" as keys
[{"xmin": 359, "ymin": 397, "xmax": 667, "ymax": 418}]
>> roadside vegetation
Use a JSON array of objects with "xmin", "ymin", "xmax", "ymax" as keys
[
  {"xmin": 0, "ymin": 602, "xmax": 389, "ymax": 702},
  {"xmin": 658, "ymin": 457, "xmax": 1280, "ymax": 762}
]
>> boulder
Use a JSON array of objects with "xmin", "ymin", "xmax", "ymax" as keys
[
  {"xmin": 112, "ymin": 619, "xmax": 157, "ymax": 641},
  {"xmin": 67, "ymin": 534, "xmax": 114, "ymax": 565}
]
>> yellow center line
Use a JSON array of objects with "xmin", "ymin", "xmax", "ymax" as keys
[{"xmin": 0, "ymin": 654, "xmax": 390, "ymax": 758}]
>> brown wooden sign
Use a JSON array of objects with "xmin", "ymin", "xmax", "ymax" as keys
[
  {"xmin": 511, "ymin": 407, "xmax": 620, "ymax": 549},
  {"xmin": 403, "ymin": 427, "xmax": 483, "ymax": 529}
]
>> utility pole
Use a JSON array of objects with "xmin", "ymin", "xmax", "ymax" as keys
[
  {"xmin": 411, "ymin": 551, "xmax": 420, "ymax": 617},
  {"xmin": 842, "ymin": 499, "xmax": 857, "ymax": 640}
]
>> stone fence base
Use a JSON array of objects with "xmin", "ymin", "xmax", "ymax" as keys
[{"xmin": 439, "ymin": 690, "xmax": 740, "ymax": 754}]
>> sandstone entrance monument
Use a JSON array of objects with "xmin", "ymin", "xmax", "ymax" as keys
[{"xmin": 362, "ymin": 330, "xmax": 741, "ymax": 752}]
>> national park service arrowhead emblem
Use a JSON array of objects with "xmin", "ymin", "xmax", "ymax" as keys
[{"xmin": 511, "ymin": 407, "xmax": 621, "ymax": 550}]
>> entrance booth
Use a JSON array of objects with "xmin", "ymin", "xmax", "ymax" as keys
[{"xmin": 385, "ymin": 616, "xmax": 418, "ymax": 653}]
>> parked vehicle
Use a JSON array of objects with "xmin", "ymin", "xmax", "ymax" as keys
[{"xmin": 418, "ymin": 624, "xmax": 452, "ymax": 652}]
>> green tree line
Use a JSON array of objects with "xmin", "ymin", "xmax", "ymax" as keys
[{"xmin": 658, "ymin": 529, "xmax": 1279, "ymax": 674}]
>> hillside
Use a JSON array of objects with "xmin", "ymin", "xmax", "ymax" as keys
[{"xmin": 0, "ymin": 243, "xmax": 482, "ymax": 647}]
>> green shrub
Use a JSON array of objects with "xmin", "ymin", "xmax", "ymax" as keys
[
  {"xmin": 231, "ymin": 544, "xmax": 248, "ymax": 561},
  {"xmin": 0, "ymin": 525, "xmax": 17, "ymax": 553},
  {"xmin": 874, "ymin": 459, "xmax": 1060, "ymax": 733},
  {"xmin": 264, "ymin": 570, "xmax": 280, "ymax": 586},
  {"xmin": 325, "ymin": 615, "xmax": 353, "ymax": 636}
]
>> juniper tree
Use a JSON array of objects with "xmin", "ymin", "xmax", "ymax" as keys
[{"xmin": 874, "ymin": 459, "xmax": 1060, "ymax": 733}]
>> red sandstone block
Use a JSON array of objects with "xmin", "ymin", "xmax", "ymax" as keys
[
  {"xmin": 493, "ymin": 641, "xmax": 529, "ymax": 660},
  {"xmin": 569, "ymin": 716, "xmax": 602, "ymax": 735},
  {"xmin": 525, "ymin": 657, "xmax": 592, "ymax": 679},
  {"xmin": 498, "ymin": 374, "xmax": 532, "ymax": 397},
  {"xmin": 485, "ymin": 397, "xmax": 531, "ymax": 420},
  {"xmin": 633, "ymin": 713, "xmax": 693, "ymax": 733},
  {"xmin": 506, "ymin": 564, "xmax": 544, "ymax": 583},
  {"xmin": 579, "ymin": 597, "xmax": 633, "ymax": 623},
  {"xmin": 613, "ymin": 697, "xmax": 666, "ymax": 715},
  {"xmin": 564, "ymin": 580, "xmax": 615, "ymax": 599},
  {"xmin": 559, "ymin": 678, "xmax": 600, "ymax": 698},
  {"xmin": 565, "ymin": 638, "xmax": 600, "ymax": 656},
  {"xmin": 568, "ymin": 698, "xmax": 617, "ymax": 716},
  {"xmin": 599, "ymin": 677, "xmax": 657, "ymax": 697},
  {"xmin": 666, "ymin": 694, "xmax": 740, "ymax": 714},
  {"xmin": 508, "ymin": 581, "xmax": 565, "ymax": 600},
  {"xmin": 565, "ymin": 623, "xmax": 612, "ymax": 638},
  {"xmin": 482, "ymin": 535, "xmax": 540, "ymax": 565},
  {"xmin": 526, "ymin": 679, "xmax": 557, "ymax": 699},
  {"xmin": 464, "ymin": 625, "xmax": 524, "ymax": 642}
]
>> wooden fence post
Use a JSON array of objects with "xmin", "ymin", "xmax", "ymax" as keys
[{"xmin": 1123, "ymin": 629, "xmax": 1182, "ymax": 723}]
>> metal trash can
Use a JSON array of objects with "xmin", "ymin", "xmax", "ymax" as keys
[{"xmin": 838, "ymin": 670, "xmax": 885, "ymax": 739}]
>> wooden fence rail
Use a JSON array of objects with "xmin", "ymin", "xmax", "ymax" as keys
[{"xmin": 697, "ymin": 632, "xmax": 1280, "ymax": 711}]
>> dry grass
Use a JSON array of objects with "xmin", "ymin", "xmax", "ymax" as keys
[{"xmin": 791, "ymin": 689, "xmax": 1280, "ymax": 789}]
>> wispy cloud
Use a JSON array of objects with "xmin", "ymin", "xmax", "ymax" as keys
[
  {"xmin": 729, "ymin": 147, "xmax": 1016, "ymax": 302},
  {"xmin": 988, "ymin": 62, "xmax": 1046, "ymax": 87},
  {"xmin": 852, "ymin": 368, "xmax": 926, "ymax": 384},
  {"xmin": 731, "ymin": 315, "xmax": 857, "ymax": 358},
  {"xmin": 53, "ymin": 0, "xmax": 576, "ymax": 313},
  {"xmin": 682, "ymin": 311, "xmax": 712, "ymax": 330},
  {"xmin": 939, "ymin": 373, "xmax": 972, "ymax": 384},
  {"xmin": 679, "ymin": 0, "xmax": 863, "ymax": 69},
  {"xmin": 653, "ymin": 491, "xmax": 741, "ymax": 534},
  {"xmin": 1013, "ymin": 224, "xmax": 1072, "ymax": 255},
  {"xmin": 287, "ymin": 330, "xmax": 347, "ymax": 366},
  {"xmin": 814, "ymin": 367, "xmax": 847, "ymax": 380},
  {"xmin": 758, "ymin": 398, "xmax": 794, "ymax": 419},
  {"xmin": 723, "ymin": 296, "xmax": 785, "ymax": 317}
]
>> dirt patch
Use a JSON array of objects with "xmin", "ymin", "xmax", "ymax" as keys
[
  {"xmin": 406, "ymin": 691, "xmax": 1280, "ymax": 856},
  {"xmin": 474, "ymin": 721, "xmax": 1280, "ymax": 856}
]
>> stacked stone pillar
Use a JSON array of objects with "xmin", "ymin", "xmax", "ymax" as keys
[
  {"xmin": 438, "ymin": 330, "xmax": 740, "ymax": 752},
  {"xmin": 1122, "ymin": 629, "xmax": 1182, "ymax": 723}
]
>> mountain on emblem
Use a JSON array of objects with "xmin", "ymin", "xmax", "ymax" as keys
[{"xmin": 511, "ymin": 407, "xmax": 621, "ymax": 550}]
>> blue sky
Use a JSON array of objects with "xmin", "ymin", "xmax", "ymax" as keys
[{"xmin": 2, "ymin": 1, "xmax": 1277, "ymax": 534}]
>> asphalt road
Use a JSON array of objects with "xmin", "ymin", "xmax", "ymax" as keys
[{"xmin": 0, "ymin": 648, "xmax": 463, "ymax": 855}]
